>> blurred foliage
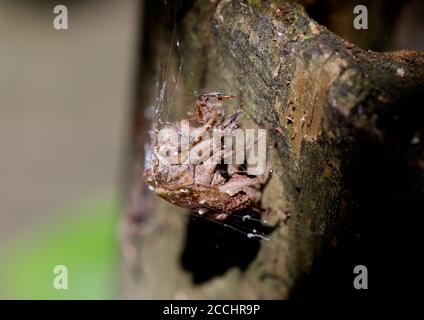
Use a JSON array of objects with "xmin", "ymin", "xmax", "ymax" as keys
[{"xmin": 0, "ymin": 194, "xmax": 121, "ymax": 299}]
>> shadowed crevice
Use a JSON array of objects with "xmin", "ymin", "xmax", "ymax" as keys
[{"xmin": 181, "ymin": 211, "xmax": 275, "ymax": 284}]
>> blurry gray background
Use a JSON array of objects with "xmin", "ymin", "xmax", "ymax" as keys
[{"xmin": 0, "ymin": 0, "xmax": 139, "ymax": 244}]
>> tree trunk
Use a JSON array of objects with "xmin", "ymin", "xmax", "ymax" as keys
[{"xmin": 121, "ymin": 0, "xmax": 424, "ymax": 299}]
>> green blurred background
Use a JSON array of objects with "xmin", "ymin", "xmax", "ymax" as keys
[{"xmin": 0, "ymin": 0, "xmax": 140, "ymax": 299}]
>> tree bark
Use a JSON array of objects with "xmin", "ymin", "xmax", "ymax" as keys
[{"xmin": 121, "ymin": 0, "xmax": 424, "ymax": 299}]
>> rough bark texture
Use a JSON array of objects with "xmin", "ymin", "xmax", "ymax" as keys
[{"xmin": 121, "ymin": 0, "xmax": 424, "ymax": 299}]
